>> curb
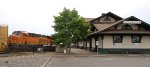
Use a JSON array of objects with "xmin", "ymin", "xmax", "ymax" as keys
[
  {"xmin": 54, "ymin": 55, "xmax": 107, "ymax": 57},
  {"xmin": 53, "ymin": 54, "xmax": 150, "ymax": 57},
  {"xmin": 91, "ymin": 55, "xmax": 106, "ymax": 57},
  {"xmin": 40, "ymin": 56, "xmax": 53, "ymax": 67}
]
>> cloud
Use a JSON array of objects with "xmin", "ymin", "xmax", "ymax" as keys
[{"xmin": 0, "ymin": 0, "xmax": 150, "ymax": 35}]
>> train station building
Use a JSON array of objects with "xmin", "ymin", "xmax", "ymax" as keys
[{"xmin": 78, "ymin": 12, "xmax": 150, "ymax": 54}]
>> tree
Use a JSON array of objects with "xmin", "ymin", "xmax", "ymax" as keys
[{"xmin": 53, "ymin": 8, "xmax": 91, "ymax": 54}]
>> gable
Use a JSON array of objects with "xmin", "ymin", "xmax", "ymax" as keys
[
  {"xmin": 105, "ymin": 16, "xmax": 150, "ymax": 31},
  {"xmin": 105, "ymin": 17, "xmax": 149, "ymax": 31},
  {"xmin": 100, "ymin": 16, "xmax": 116, "ymax": 22},
  {"xmin": 90, "ymin": 12, "xmax": 123, "ymax": 23}
]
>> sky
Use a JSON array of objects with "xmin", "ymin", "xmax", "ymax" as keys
[{"xmin": 0, "ymin": 0, "xmax": 150, "ymax": 36}]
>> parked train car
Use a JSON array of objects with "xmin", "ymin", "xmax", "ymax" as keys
[
  {"xmin": 0, "ymin": 24, "xmax": 8, "ymax": 52},
  {"xmin": 8, "ymin": 31, "xmax": 54, "ymax": 52}
]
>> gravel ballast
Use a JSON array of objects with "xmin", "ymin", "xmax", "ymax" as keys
[{"xmin": 0, "ymin": 53, "xmax": 52, "ymax": 67}]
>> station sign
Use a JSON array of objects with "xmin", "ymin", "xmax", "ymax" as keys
[
  {"xmin": 123, "ymin": 21, "xmax": 141, "ymax": 24},
  {"xmin": 96, "ymin": 41, "xmax": 99, "ymax": 45}
]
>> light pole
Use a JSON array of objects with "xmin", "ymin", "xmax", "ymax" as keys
[{"xmin": 96, "ymin": 41, "xmax": 99, "ymax": 54}]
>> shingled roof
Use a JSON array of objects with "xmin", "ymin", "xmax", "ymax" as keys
[
  {"xmin": 93, "ymin": 23, "xmax": 114, "ymax": 31},
  {"xmin": 84, "ymin": 18, "xmax": 95, "ymax": 22},
  {"xmin": 91, "ymin": 16, "xmax": 150, "ymax": 35}
]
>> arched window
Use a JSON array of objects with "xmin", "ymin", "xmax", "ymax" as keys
[
  {"xmin": 122, "ymin": 24, "xmax": 132, "ymax": 30},
  {"xmin": 103, "ymin": 18, "xmax": 111, "ymax": 21}
]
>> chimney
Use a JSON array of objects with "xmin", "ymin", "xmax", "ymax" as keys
[{"xmin": 102, "ymin": 13, "xmax": 105, "ymax": 16}]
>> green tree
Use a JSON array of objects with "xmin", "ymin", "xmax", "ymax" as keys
[{"xmin": 53, "ymin": 8, "xmax": 91, "ymax": 54}]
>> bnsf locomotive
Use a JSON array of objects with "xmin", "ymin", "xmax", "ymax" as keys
[{"xmin": 8, "ymin": 31, "xmax": 53, "ymax": 52}]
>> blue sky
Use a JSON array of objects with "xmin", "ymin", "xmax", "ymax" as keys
[{"xmin": 0, "ymin": 0, "xmax": 150, "ymax": 35}]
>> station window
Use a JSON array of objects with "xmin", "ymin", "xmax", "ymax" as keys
[
  {"xmin": 132, "ymin": 36, "xmax": 142, "ymax": 43},
  {"xmin": 113, "ymin": 35, "xmax": 123, "ymax": 43}
]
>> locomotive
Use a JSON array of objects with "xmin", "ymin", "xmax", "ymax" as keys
[
  {"xmin": 8, "ymin": 31, "xmax": 53, "ymax": 52},
  {"xmin": 9, "ymin": 31, "xmax": 52, "ymax": 45}
]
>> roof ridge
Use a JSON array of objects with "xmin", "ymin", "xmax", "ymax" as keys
[{"xmin": 89, "ymin": 12, "xmax": 123, "ymax": 22}]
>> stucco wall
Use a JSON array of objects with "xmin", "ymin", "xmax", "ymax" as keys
[{"xmin": 103, "ymin": 35, "xmax": 150, "ymax": 49}]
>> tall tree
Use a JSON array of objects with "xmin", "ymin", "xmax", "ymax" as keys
[{"xmin": 53, "ymin": 8, "xmax": 91, "ymax": 54}]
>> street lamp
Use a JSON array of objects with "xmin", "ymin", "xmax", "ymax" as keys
[{"xmin": 96, "ymin": 41, "xmax": 99, "ymax": 54}]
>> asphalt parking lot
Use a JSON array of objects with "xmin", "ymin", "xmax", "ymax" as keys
[
  {"xmin": 47, "ymin": 55, "xmax": 150, "ymax": 67},
  {"xmin": 45, "ymin": 48, "xmax": 150, "ymax": 67}
]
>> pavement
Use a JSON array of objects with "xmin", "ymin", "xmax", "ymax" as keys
[
  {"xmin": 48, "ymin": 56, "xmax": 150, "ymax": 67},
  {"xmin": 1, "ymin": 48, "xmax": 150, "ymax": 67},
  {"xmin": 46, "ymin": 48, "xmax": 150, "ymax": 67}
]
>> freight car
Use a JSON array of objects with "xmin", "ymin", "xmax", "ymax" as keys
[
  {"xmin": 0, "ymin": 24, "xmax": 8, "ymax": 52},
  {"xmin": 8, "ymin": 31, "xmax": 54, "ymax": 52}
]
